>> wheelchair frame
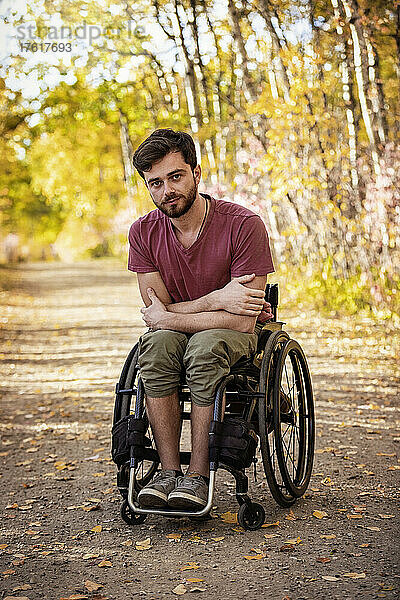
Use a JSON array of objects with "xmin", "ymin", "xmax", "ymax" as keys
[{"xmin": 112, "ymin": 284, "xmax": 315, "ymax": 530}]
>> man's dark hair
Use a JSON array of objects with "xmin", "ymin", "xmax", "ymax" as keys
[{"xmin": 132, "ymin": 129, "xmax": 197, "ymax": 180}]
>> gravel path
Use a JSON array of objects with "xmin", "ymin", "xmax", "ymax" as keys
[{"xmin": 0, "ymin": 261, "xmax": 399, "ymax": 600}]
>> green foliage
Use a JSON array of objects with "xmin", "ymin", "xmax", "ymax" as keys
[{"xmin": 279, "ymin": 258, "xmax": 400, "ymax": 322}]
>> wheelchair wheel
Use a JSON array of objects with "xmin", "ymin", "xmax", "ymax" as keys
[
  {"xmin": 114, "ymin": 344, "xmax": 159, "ymax": 492},
  {"xmin": 121, "ymin": 499, "xmax": 147, "ymax": 525},
  {"xmin": 237, "ymin": 502, "xmax": 265, "ymax": 530},
  {"xmin": 258, "ymin": 330, "xmax": 296, "ymax": 507},
  {"xmin": 273, "ymin": 339, "xmax": 315, "ymax": 498}
]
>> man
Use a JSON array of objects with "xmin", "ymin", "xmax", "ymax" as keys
[{"xmin": 128, "ymin": 129, "xmax": 274, "ymax": 510}]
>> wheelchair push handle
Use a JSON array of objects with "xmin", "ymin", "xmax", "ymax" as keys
[{"xmin": 264, "ymin": 283, "xmax": 278, "ymax": 321}]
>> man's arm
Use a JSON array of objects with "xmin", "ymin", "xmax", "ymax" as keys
[
  {"xmin": 137, "ymin": 272, "xmax": 269, "ymax": 317},
  {"xmin": 139, "ymin": 275, "xmax": 268, "ymax": 334}
]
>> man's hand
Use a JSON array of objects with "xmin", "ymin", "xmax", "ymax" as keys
[
  {"xmin": 140, "ymin": 288, "xmax": 169, "ymax": 330},
  {"xmin": 216, "ymin": 273, "xmax": 272, "ymax": 318}
]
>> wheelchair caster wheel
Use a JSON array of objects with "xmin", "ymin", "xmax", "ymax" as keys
[
  {"xmin": 237, "ymin": 502, "xmax": 265, "ymax": 530},
  {"xmin": 121, "ymin": 499, "xmax": 147, "ymax": 526}
]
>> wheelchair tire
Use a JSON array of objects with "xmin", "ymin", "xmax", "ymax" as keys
[
  {"xmin": 113, "ymin": 342, "xmax": 140, "ymax": 425},
  {"xmin": 114, "ymin": 343, "xmax": 159, "ymax": 493},
  {"xmin": 258, "ymin": 330, "xmax": 296, "ymax": 507},
  {"xmin": 273, "ymin": 339, "xmax": 315, "ymax": 498},
  {"xmin": 237, "ymin": 502, "xmax": 265, "ymax": 530},
  {"xmin": 121, "ymin": 499, "xmax": 147, "ymax": 525}
]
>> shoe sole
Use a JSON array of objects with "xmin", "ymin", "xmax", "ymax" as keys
[
  {"xmin": 137, "ymin": 489, "xmax": 168, "ymax": 508},
  {"xmin": 168, "ymin": 492, "xmax": 207, "ymax": 510}
]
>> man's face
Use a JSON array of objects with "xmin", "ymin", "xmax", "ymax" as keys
[{"xmin": 143, "ymin": 151, "xmax": 200, "ymax": 218}]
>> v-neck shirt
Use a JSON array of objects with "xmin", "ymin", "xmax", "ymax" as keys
[{"xmin": 128, "ymin": 193, "xmax": 275, "ymax": 322}]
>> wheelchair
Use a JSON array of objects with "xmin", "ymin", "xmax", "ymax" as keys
[{"xmin": 111, "ymin": 284, "xmax": 315, "ymax": 530}]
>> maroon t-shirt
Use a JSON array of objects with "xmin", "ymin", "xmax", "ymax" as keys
[{"xmin": 128, "ymin": 193, "xmax": 275, "ymax": 322}]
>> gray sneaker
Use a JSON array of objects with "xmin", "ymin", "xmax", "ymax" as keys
[
  {"xmin": 137, "ymin": 469, "xmax": 179, "ymax": 508},
  {"xmin": 167, "ymin": 472, "xmax": 208, "ymax": 510}
]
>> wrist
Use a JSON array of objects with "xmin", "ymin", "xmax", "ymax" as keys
[
  {"xmin": 207, "ymin": 289, "xmax": 221, "ymax": 311},
  {"xmin": 159, "ymin": 310, "xmax": 175, "ymax": 329}
]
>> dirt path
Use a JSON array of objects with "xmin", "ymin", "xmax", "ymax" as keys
[{"xmin": 1, "ymin": 261, "xmax": 399, "ymax": 600}]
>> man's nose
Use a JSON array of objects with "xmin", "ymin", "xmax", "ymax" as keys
[{"xmin": 163, "ymin": 180, "xmax": 176, "ymax": 196}]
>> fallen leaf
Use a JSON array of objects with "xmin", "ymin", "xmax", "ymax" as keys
[
  {"xmin": 12, "ymin": 585, "xmax": 32, "ymax": 591},
  {"xmin": 378, "ymin": 514, "xmax": 394, "ymax": 519},
  {"xmin": 83, "ymin": 553, "xmax": 100, "ymax": 560},
  {"xmin": 4, "ymin": 597, "xmax": 31, "ymax": 600},
  {"xmin": 172, "ymin": 584, "xmax": 187, "ymax": 595},
  {"xmin": 313, "ymin": 510, "xmax": 328, "ymax": 519},
  {"xmin": 321, "ymin": 477, "xmax": 334, "ymax": 486},
  {"xmin": 263, "ymin": 533, "xmax": 279, "ymax": 539},
  {"xmin": 210, "ymin": 537, "xmax": 224, "ymax": 542},
  {"xmin": 376, "ymin": 452, "xmax": 396, "ymax": 457},
  {"xmin": 320, "ymin": 534, "xmax": 336, "ymax": 539},
  {"xmin": 91, "ymin": 525, "xmax": 102, "ymax": 533},
  {"xmin": 59, "ymin": 595, "xmax": 88, "ymax": 600},
  {"xmin": 220, "ymin": 511, "xmax": 237, "ymax": 524},
  {"xmin": 0, "ymin": 543, "xmax": 9, "ymax": 549},
  {"xmin": 365, "ymin": 526, "xmax": 380, "ymax": 531},
  {"xmin": 261, "ymin": 521, "xmax": 279, "ymax": 528},
  {"xmin": 121, "ymin": 540, "xmax": 132, "ymax": 546},
  {"xmin": 185, "ymin": 578, "xmax": 204, "ymax": 583},
  {"xmin": 280, "ymin": 544, "xmax": 295, "ymax": 552},
  {"xmin": 82, "ymin": 504, "xmax": 100, "ymax": 512},
  {"xmin": 321, "ymin": 576, "xmax": 340, "ymax": 581},
  {"xmin": 135, "ymin": 537, "xmax": 152, "ymax": 551},
  {"xmin": 347, "ymin": 514, "xmax": 363, "ymax": 519},
  {"xmin": 85, "ymin": 580, "xmax": 103, "ymax": 592},
  {"xmin": 166, "ymin": 533, "xmax": 182, "ymax": 540},
  {"xmin": 244, "ymin": 552, "xmax": 266, "ymax": 560},
  {"xmin": 317, "ymin": 557, "xmax": 331, "ymax": 563},
  {"xmin": 97, "ymin": 559, "xmax": 112, "ymax": 568},
  {"xmin": 180, "ymin": 562, "xmax": 200, "ymax": 571},
  {"xmin": 285, "ymin": 510, "xmax": 297, "ymax": 521},
  {"xmin": 286, "ymin": 537, "xmax": 302, "ymax": 545},
  {"xmin": 342, "ymin": 572, "xmax": 366, "ymax": 579},
  {"xmin": 93, "ymin": 472, "xmax": 106, "ymax": 477},
  {"xmin": 189, "ymin": 587, "xmax": 206, "ymax": 592}
]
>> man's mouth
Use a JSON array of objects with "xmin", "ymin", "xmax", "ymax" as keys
[{"xmin": 164, "ymin": 197, "xmax": 180, "ymax": 204}]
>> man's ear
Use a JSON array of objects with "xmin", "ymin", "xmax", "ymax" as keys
[{"xmin": 193, "ymin": 164, "xmax": 201, "ymax": 185}]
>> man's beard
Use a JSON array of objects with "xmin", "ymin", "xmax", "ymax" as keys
[{"xmin": 155, "ymin": 180, "xmax": 197, "ymax": 218}]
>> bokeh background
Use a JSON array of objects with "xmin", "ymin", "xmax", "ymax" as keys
[{"xmin": 1, "ymin": 0, "xmax": 399, "ymax": 320}]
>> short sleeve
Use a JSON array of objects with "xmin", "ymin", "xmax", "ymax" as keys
[
  {"xmin": 128, "ymin": 219, "xmax": 157, "ymax": 273},
  {"xmin": 230, "ymin": 216, "xmax": 275, "ymax": 277}
]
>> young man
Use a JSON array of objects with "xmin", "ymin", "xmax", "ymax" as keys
[{"xmin": 128, "ymin": 129, "xmax": 275, "ymax": 510}]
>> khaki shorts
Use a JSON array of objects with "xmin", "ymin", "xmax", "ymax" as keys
[{"xmin": 138, "ymin": 323, "xmax": 263, "ymax": 407}]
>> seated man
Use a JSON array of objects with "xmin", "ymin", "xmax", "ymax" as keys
[{"xmin": 128, "ymin": 128, "xmax": 275, "ymax": 510}]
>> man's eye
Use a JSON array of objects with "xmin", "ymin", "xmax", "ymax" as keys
[
  {"xmin": 152, "ymin": 181, "xmax": 161, "ymax": 187},
  {"xmin": 172, "ymin": 174, "xmax": 181, "ymax": 180}
]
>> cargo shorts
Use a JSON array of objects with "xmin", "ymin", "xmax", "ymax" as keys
[{"xmin": 138, "ymin": 323, "xmax": 263, "ymax": 407}]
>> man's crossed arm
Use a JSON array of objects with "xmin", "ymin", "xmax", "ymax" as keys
[{"xmin": 137, "ymin": 271, "xmax": 272, "ymax": 334}]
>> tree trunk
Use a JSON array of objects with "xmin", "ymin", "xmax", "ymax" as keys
[{"xmin": 340, "ymin": 0, "xmax": 381, "ymax": 174}]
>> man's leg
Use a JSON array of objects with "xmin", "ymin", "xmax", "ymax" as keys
[
  {"xmin": 188, "ymin": 403, "xmax": 214, "ymax": 476},
  {"xmin": 137, "ymin": 330, "xmax": 188, "ymax": 507},
  {"xmin": 145, "ymin": 391, "xmax": 181, "ymax": 471}
]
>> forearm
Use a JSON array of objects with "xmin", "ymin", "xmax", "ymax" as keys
[
  {"xmin": 166, "ymin": 290, "xmax": 220, "ymax": 314},
  {"xmin": 159, "ymin": 310, "xmax": 256, "ymax": 334}
]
